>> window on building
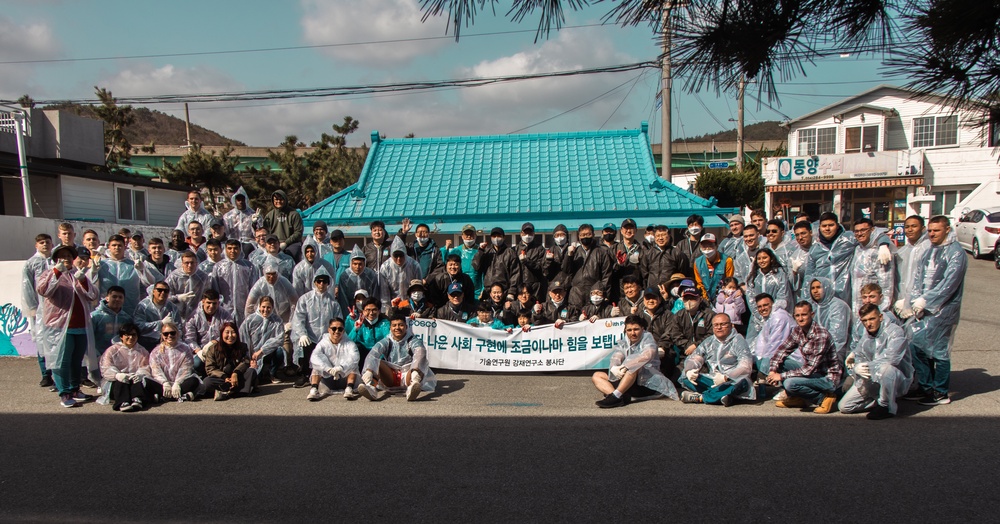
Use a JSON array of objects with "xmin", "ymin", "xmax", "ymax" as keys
[
  {"xmin": 116, "ymin": 187, "xmax": 147, "ymax": 222},
  {"xmin": 990, "ymin": 110, "xmax": 999, "ymax": 148},
  {"xmin": 845, "ymin": 125, "xmax": 880, "ymax": 153},
  {"xmin": 913, "ymin": 115, "xmax": 958, "ymax": 148},
  {"xmin": 796, "ymin": 127, "xmax": 837, "ymax": 155},
  {"xmin": 930, "ymin": 188, "xmax": 974, "ymax": 216}
]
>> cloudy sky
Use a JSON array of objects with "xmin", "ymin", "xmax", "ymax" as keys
[{"xmin": 0, "ymin": 0, "xmax": 907, "ymax": 147}]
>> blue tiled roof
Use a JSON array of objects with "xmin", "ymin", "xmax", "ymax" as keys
[{"xmin": 302, "ymin": 122, "xmax": 738, "ymax": 234}]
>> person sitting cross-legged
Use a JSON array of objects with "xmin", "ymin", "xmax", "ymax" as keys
[
  {"xmin": 306, "ymin": 317, "xmax": 361, "ymax": 401},
  {"xmin": 678, "ymin": 313, "xmax": 756, "ymax": 406},
  {"xmin": 592, "ymin": 315, "xmax": 679, "ymax": 408}
]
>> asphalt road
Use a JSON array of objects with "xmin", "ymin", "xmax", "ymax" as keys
[{"xmin": 1, "ymin": 254, "xmax": 998, "ymax": 523}]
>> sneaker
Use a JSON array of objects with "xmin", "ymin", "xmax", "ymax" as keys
[
  {"xmin": 131, "ymin": 398, "xmax": 144, "ymax": 411},
  {"xmin": 406, "ymin": 382, "xmax": 420, "ymax": 401},
  {"xmin": 71, "ymin": 391, "xmax": 93, "ymax": 403},
  {"xmin": 119, "ymin": 401, "xmax": 137, "ymax": 412},
  {"xmin": 680, "ymin": 391, "xmax": 703, "ymax": 404},
  {"xmin": 919, "ymin": 391, "xmax": 951, "ymax": 406},
  {"xmin": 343, "ymin": 386, "xmax": 358, "ymax": 400},
  {"xmin": 866, "ymin": 403, "xmax": 894, "ymax": 420},
  {"xmin": 214, "ymin": 390, "xmax": 229, "ymax": 401},
  {"xmin": 357, "ymin": 383, "xmax": 378, "ymax": 401},
  {"xmin": 772, "ymin": 389, "xmax": 788, "ymax": 402},
  {"xmin": 39, "ymin": 376, "xmax": 54, "ymax": 388},
  {"xmin": 293, "ymin": 375, "xmax": 309, "ymax": 388},
  {"xmin": 595, "ymin": 393, "xmax": 627, "ymax": 408},
  {"xmin": 902, "ymin": 389, "xmax": 926, "ymax": 401},
  {"xmin": 81, "ymin": 378, "xmax": 98, "ymax": 389},
  {"xmin": 720, "ymin": 394, "xmax": 733, "ymax": 407},
  {"xmin": 59, "ymin": 394, "xmax": 78, "ymax": 408},
  {"xmin": 814, "ymin": 393, "xmax": 838, "ymax": 414},
  {"xmin": 775, "ymin": 396, "xmax": 808, "ymax": 409},
  {"xmin": 306, "ymin": 387, "xmax": 323, "ymax": 401},
  {"xmin": 181, "ymin": 392, "xmax": 196, "ymax": 402}
]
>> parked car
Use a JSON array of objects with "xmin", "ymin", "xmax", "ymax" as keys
[
  {"xmin": 995, "ymin": 237, "xmax": 1000, "ymax": 269},
  {"xmin": 956, "ymin": 207, "xmax": 1000, "ymax": 258}
]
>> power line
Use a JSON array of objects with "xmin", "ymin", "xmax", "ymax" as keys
[
  {"xmin": 507, "ymin": 75, "xmax": 641, "ymax": 134},
  {"xmin": 0, "ymin": 23, "xmax": 609, "ymax": 66},
  {"xmin": 600, "ymin": 71, "xmax": 646, "ymax": 130}
]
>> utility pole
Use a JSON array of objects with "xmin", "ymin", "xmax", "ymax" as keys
[
  {"xmin": 184, "ymin": 103, "xmax": 192, "ymax": 148},
  {"xmin": 660, "ymin": 3, "xmax": 673, "ymax": 183},
  {"xmin": 11, "ymin": 110, "xmax": 33, "ymax": 218},
  {"xmin": 737, "ymin": 75, "xmax": 745, "ymax": 170}
]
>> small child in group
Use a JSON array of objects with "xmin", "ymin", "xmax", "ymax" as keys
[
  {"xmin": 714, "ymin": 277, "xmax": 746, "ymax": 331},
  {"xmin": 579, "ymin": 286, "xmax": 615, "ymax": 322},
  {"xmin": 468, "ymin": 303, "xmax": 508, "ymax": 330}
]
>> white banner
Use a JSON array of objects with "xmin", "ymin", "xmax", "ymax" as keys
[{"xmin": 408, "ymin": 317, "xmax": 628, "ymax": 372}]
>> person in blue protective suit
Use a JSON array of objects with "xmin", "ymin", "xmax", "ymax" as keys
[
  {"xmin": 89, "ymin": 286, "xmax": 132, "ymax": 384},
  {"xmin": 679, "ymin": 312, "xmax": 756, "ymax": 406},
  {"xmin": 904, "ymin": 216, "xmax": 967, "ymax": 406},
  {"xmin": 240, "ymin": 296, "xmax": 285, "ymax": 384},
  {"xmin": 806, "ymin": 277, "xmax": 853, "ymax": 362},
  {"xmin": 893, "ymin": 215, "xmax": 930, "ymax": 318},
  {"xmin": 97, "ymin": 235, "xmax": 144, "ymax": 316},
  {"xmin": 23, "ymin": 233, "xmax": 54, "ymax": 387},
  {"xmin": 788, "ymin": 220, "xmax": 832, "ymax": 300},
  {"xmin": 815, "ymin": 212, "xmax": 857, "ymax": 303},
  {"xmin": 291, "ymin": 242, "xmax": 336, "ymax": 297},
  {"xmin": 592, "ymin": 315, "xmax": 679, "ymax": 408},
  {"xmin": 840, "ymin": 304, "xmax": 913, "ymax": 420}
]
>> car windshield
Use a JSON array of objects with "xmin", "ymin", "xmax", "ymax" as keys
[{"xmin": 987, "ymin": 212, "xmax": 1000, "ymax": 223}]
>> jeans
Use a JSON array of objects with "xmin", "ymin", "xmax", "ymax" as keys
[
  {"xmin": 912, "ymin": 351, "xmax": 950, "ymax": 395},
  {"xmin": 53, "ymin": 330, "xmax": 88, "ymax": 396},
  {"xmin": 756, "ymin": 356, "xmax": 802, "ymax": 375},
  {"xmin": 783, "ymin": 374, "xmax": 836, "ymax": 405},
  {"xmin": 38, "ymin": 355, "xmax": 51, "ymax": 379}
]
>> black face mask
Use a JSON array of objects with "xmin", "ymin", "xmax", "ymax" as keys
[
  {"xmin": 603, "ymin": 233, "xmax": 616, "ymax": 243},
  {"xmin": 579, "ymin": 236, "xmax": 594, "ymax": 248}
]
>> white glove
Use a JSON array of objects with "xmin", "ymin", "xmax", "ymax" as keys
[
  {"xmin": 126, "ymin": 373, "xmax": 140, "ymax": 384},
  {"xmin": 362, "ymin": 370, "xmax": 375, "ymax": 385},
  {"xmin": 161, "ymin": 382, "xmax": 174, "ymax": 399},
  {"xmin": 533, "ymin": 303, "xmax": 543, "ymax": 314},
  {"xmin": 790, "ymin": 258, "xmax": 804, "ymax": 273},
  {"xmin": 74, "ymin": 268, "xmax": 87, "ymax": 280},
  {"xmin": 280, "ymin": 242, "xmax": 287, "ymax": 251},
  {"xmin": 855, "ymin": 362, "xmax": 871, "ymax": 379},
  {"xmin": 55, "ymin": 260, "xmax": 69, "ymax": 273},
  {"xmin": 176, "ymin": 291, "xmax": 195, "ymax": 301},
  {"xmin": 284, "ymin": 322, "xmax": 291, "ymax": 331},
  {"xmin": 252, "ymin": 212, "xmax": 262, "ymax": 223},
  {"xmin": 845, "ymin": 352, "xmax": 856, "ymax": 367},
  {"xmin": 893, "ymin": 299, "xmax": 905, "ymax": 314},
  {"xmin": 899, "ymin": 308, "xmax": 914, "ymax": 320},
  {"xmin": 171, "ymin": 383, "xmax": 182, "ymax": 399},
  {"xmin": 610, "ymin": 365, "xmax": 627, "ymax": 380},
  {"xmin": 911, "ymin": 297, "xmax": 926, "ymax": 316},
  {"xmin": 329, "ymin": 366, "xmax": 343, "ymax": 379},
  {"xmin": 878, "ymin": 244, "xmax": 892, "ymax": 265},
  {"xmin": 518, "ymin": 252, "xmax": 526, "ymax": 261},
  {"xmin": 712, "ymin": 372, "xmax": 727, "ymax": 386},
  {"xmin": 685, "ymin": 369, "xmax": 700, "ymax": 384},
  {"xmin": 134, "ymin": 259, "xmax": 144, "ymax": 271},
  {"xmin": 114, "ymin": 372, "xmax": 129, "ymax": 383},
  {"xmin": 628, "ymin": 252, "xmax": 639, "ymax": 264},
  {"xmin": 610, "ymin": 306, "xmax": 621, "ymax": 316},
  {"xmin": 545, "ymin": 250, "xmax": 554, "ymax": 259},
  {"xmin": 297, "ymin": 335, "xmax": 311, "ymax": 347},
  {"xmin": 578, "ymin": 313, "xmax": 587, "ymax": 322}
]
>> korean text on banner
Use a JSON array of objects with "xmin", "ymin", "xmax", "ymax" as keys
[{"xmin": 408, "ymin": 317, "xmax": 627, "ymax": 372}]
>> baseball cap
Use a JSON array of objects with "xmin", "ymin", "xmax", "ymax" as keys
[
  {"xmin": 462, "ymin": 224, "xmax": 477, "ymax": 233},
  {"xmin": 330, "ymin": 229, "xmax": 345, "ymax": 240},
  {"xmin": 408, "ymin": 279, "xmax": 426, "ymax": 294},
  {"xmin": 621, "ymin": 218, "xmax": 637, "ymax": 229},
  {"xmin": 603, "ymin": 222, "xmax": 616, "ymax": 232},
  {"xmin": 642, "ymin": 287, "xmax": 660, "ymax": 297},
  {"xmin": 265, "ymin": 234, "xmax": 279, "ymax": 243},
  {"xmin": 521, "ymin": 222, "xmax": 534, "ymax": 233},
  {"xmin": 550, "ymin": 280, "xmax": 566, "ymax": 292},
  {"xmin": 682, "ymin": 288, "xmax": 701, "ymax": 298},
  {"xmin": 700, "ymin": 233, "xmax": 717, "ymax": 244},
  {"xmin": 490, "ymin": 227, "xmax": 505, "ymax": 237},
  {"xmin": 447, "ymin": 281, "xmax": 464, "ymax": 295}
]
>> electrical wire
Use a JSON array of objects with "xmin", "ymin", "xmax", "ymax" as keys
[
  {"xmin": 507, "ymin": 74, "xmax": 641, "ymax": 134},
  {"xmin": 600, "ymin": 70, "xmax": 646, "ymax": 130}
]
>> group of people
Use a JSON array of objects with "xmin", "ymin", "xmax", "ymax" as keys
[{"xmin": 21, "ymin": 187, "xmax": 967, "ymax": 419}]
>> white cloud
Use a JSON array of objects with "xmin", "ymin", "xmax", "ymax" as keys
[
  {"xmin": 300, "ymin": 0, "xmax": 448, "ymax": 66},
  {"xmin": 99, "ymin": 63, "xmax": 242, "ymax": 97},
  {"xmin": 0, "ymin": 16, "xmax": 61, "ymax": 99}
]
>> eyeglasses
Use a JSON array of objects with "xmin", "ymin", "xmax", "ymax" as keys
[
  {"xmin": 161, "ymin": 331, "xmax": 177, "ymax": 338},
  {"xmin": 711, "ymin": 323, "xmax": 731, "ymax": 328},
  {"xmin": 153, "ymin": 288, "xmax": 169, "ymax": 293},
  {"xmin": 854, "ymin": 227, "xmax": 871, "ymax": 234},
  {"xmin": 766, "ymin": 229, "xmax": 780, "ymax": 234},
  {"xmin": 329, "ymin": 326, "xmax": 345, "ymax": 332}
]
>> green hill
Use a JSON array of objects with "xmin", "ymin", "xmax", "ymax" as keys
[
  {"xmin": 41, "ymin": 103, "xmax": 245, "ymax": 147},
  {"xmin": 676, "ymin": 120, "xmax": 786, "ymax": 142}
]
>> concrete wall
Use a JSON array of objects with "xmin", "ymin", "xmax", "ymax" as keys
[
  {"xmin": 0, "ymin": 215, "xmax": 175, "ymax": 261},
  {"xmin": 0, "ymin": 109, "xmax": 104, "ymax": 166}
]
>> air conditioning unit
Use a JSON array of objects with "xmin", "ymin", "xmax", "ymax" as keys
[{"xmin": 916, "ymin": 186, "xmax": 930, "ymax": 197}]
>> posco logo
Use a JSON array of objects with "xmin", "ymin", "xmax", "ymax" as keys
[{"xmin": 411, "ymin": 319, "xmax": 437, "ymax": 328}]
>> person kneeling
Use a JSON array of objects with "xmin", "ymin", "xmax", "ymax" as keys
[
  {"xmin": 199, "ymin": 322, "xmax": 257, "ymax": 401},
  {"xmin": 100, "ymin": 322, "xmax": 158, "ymax": 412},
  {"xmin": 592, "ymin": 315, "xmax": 678, "ymax": 408},
  {"xmin": 679, "ymin": 313, "xmax": 755, "ymax": 407},
  {"xmin": 307, "ymin": 317, "xmax": 361, "ymax": 401},
  {"xmin": 839, "ymin": 304, "xmax": 913, "ymax": 420}
]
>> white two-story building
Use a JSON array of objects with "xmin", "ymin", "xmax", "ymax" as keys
[{"xmin": 762, "ymin": 85, "xmax": 1000, "ymax": 235}]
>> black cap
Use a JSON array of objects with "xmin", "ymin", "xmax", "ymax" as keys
[
  {"xmin": 490, "ymin": 227, "xmax": 505, "ymax": 237},
  {"xmin": 313, "ymin": 220, "xmax": 328, "ymax": 232},
  {"xmin": 621, "ymin": 218, "xmax": 637, "ymax": 229},
  {"xmin": 329, "ymin": 229, "xmax": 344, "ymax": 240},
  {"xmin": 51, "ymin": 244, "xmax": 78, "ymax": 261},
  {"xmin": 521, "ymin": 222, "xmax": 534, "ymax": 233},
  {"xmin": 265, "ymin": 234, "xmax": 279, "ymax": 243}
]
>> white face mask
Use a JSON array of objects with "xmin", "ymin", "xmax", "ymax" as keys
[
  {"xmin": 645, "ymin": 235, "xmax": 655, "ymax": 243},
  {"xmin": 688, "ymin": 226, "xmax": 703, "ymax": 237},
  {"xmin": 684, "ymin": 299, "xmax": 700, "ymax": 311},
  {"xmin": 355, "ymin": 300, "xmax": 365, "ymax": 310},
  {"xmin": 590, "ymin": 295, "xmax": 603, "ymax": 305},
  {"xmin": 417, "ymin": 237, "xmax": 430, "ymax": 246},
  {"xmin": 492, "ymin": 238, "xmax": 503, "ymax": 247},
  {"xmin": 554, "ymin": 236, "xmax": 567, "ymax": 246},
  {"xmin": 463, "ymin": 238, "xmax": 476, "ymax": 248},
  {"xmin": 521, "ymin": 234, "xmax": 534, "ymax": 244},
  {"xmin": 410, "ymin": 292, "xmax": 424, "ymax": 302},
  {"xmin": 552, "ymin": 298, "xmax": 564, "ymax": 307},
  {"xmin": 670, "ymin": 287, "xmax": 680, "ymax": 297},
  {"xmin": 700, "ymin": 248, "xmax": 717, "ymax": 258}
]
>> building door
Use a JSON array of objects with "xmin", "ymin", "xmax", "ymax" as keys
[{"xmin": 843, "ymin": 188, "xmax": 907, "ymax": 230}]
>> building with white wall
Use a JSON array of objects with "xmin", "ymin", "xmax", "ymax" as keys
[{"xmin": 762, "ymin": 85, "xmax": 999, "ymax": 235}]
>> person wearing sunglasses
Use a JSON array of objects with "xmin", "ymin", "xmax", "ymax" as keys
[
  {"xmin": 847, "ymin": 218, "xmax": 896, "ymax": 316},
  {"xmin": 148, "ymin": 319, "xmax": 199, "ymax": 403},
  {"xmin": 134, "ymin": 281, "xmax": 182, "ymax": 352},
  {"xmin": 306, "ymin": 317, "xmax": 360, "ymax": 401},
  {"xmin": 763, "ymin": 219, "xmax": 795, "ymax": 269}
]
